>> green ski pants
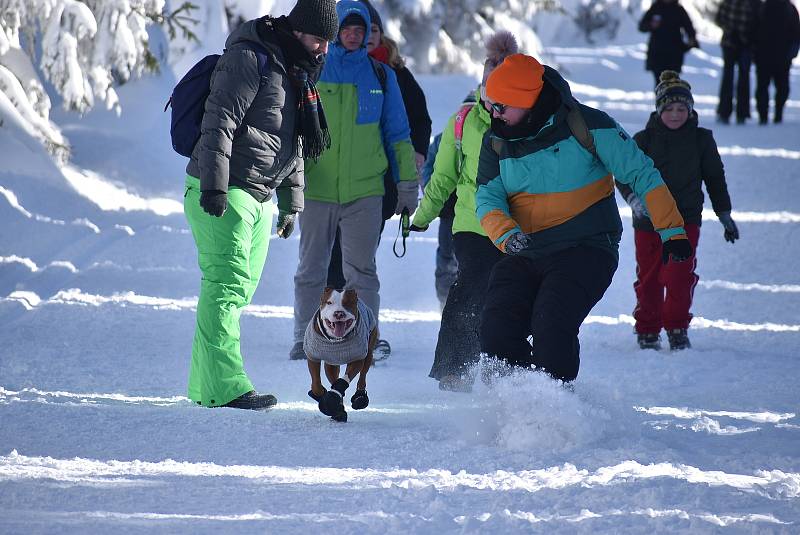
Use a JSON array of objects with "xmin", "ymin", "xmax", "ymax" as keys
[{"xmin": 184, "ymin": 175, "xmax": 273, "ymax": 406}]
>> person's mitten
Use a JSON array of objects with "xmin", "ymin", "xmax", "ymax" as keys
[
  {"xmin": 276, "ymin": 210, "xmax": 296, "ymax": 239},
  {"xmin": 662, "ymin": 237, "xmax": 693, "ymax": 264},
  {"xmin": 503, "ymin": 232, "xmax": 530, "ymax": 255},
  {"xmin": 625, "ymin": 192, "xmax": 646, "ymax": 219},
  {"xmin": 395, "ymin": 180, "xmax": 419, "ymax": 215},
  {"xmin": 717, "ymin": 211, "xmax": 739, "ymax": 243},
  {"xmin": 318, "ymin": 377, "xmax": 349, "ymax": 417},
  {"xmin": 200, "ymin": 190, "xmax": 227, "ymax": 217}
]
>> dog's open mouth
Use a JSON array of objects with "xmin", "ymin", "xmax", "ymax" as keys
[{"xmin": 325, "ymin": 318, "xmax": 354, "ymax": 338}]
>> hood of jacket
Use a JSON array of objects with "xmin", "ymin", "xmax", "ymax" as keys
[
  {"xmin": 224, "ymin": 17, "xmax": 286, "ymax": 70},
  {"xmin": 335, "ymin": 0, "xmax": 371, "ymax": 49}
]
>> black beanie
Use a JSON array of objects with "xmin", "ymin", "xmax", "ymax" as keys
[
  {"xmin": 288, "ymin": 0, "xmax": 339, "ymax": 42},
  {"xmin": 359, "ymin": 0, "xmax": 384, "ymax": 33},
  {"xmin": 655, "ymin": 70, "xmax": 694, "ymax": 114},
  {"xmin": 341, "ymin": 13, "xmax": 367, "ymax": 31}
]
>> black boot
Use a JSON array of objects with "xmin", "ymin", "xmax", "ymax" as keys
[
  {"xmin": 351, "ymin": 389, "xmax": 369, "ymax": 410},
  {"xmin": 637, "ymin": 332, "xmax": 662, "ymax": 350},
  {"xmin": 221, "ymin": 391, "xmax": 277, "ymax": 411},
  {"xmin": 667, "ymin": 328, "xmax": 691, "ymax": 350},
  {"xmin": 319, "ymin": 378, "xmax": 348, "ymax": 418}
]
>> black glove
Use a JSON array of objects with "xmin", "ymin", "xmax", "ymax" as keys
[
  {"xmin": 504, "ymin": 232, "xmax": 530, "ymax": 255},
  {"xmin": 662, "ymin": 238, "xmax": 693, "ymax": 264},
  {"xmin": 717, "ymin": 211, "xmax": 739, "ymax": 243},
  {"xmin": 276, "ymin": 210, "xmax": 296, "ymax": 239},
  {"xmin": 199, "ymin": 190, "xmax": 227, "ymax": 217},
  {"xmin": 409, "ymin": 223, "xmax": 428, "ymax": 232}
]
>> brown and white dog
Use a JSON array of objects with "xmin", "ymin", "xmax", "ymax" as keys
[{"xmin": 303, "ymin": 288, "xmax": 378, "ymax": 422}]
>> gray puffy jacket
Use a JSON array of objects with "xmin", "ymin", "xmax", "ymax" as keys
[{"xmin": 186, "ymin": 18, "xmax": 303, "ymax": 213}]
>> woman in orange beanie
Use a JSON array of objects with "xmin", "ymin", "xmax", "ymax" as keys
[{"xmin": 475, "ymin": 53, "xmax": 692, "ymax": 382}]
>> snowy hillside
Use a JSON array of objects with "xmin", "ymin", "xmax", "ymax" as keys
[{"xmin": 2, "ymin": 13, "xmax": 800, "ymax": 535}]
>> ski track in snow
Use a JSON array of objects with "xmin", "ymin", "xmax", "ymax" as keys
[{"xmin": 1, "ymin": 288, "xmax": 798, "ymax": 331}]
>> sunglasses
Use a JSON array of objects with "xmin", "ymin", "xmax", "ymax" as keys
[{"xmin": 490, "ymin": 102, "xmax": 507, "ymax": 115}]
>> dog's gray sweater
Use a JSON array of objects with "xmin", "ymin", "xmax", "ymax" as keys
[{"xmin": 304, "ymin": 301, "xmax": 376, "ymax": 365}]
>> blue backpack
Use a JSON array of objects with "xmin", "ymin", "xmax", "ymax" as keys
[{"xmin": 165, "ymin": 42, "xmax": 270, "ymax": 158}]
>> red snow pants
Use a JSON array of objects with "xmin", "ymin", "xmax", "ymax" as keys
[{"xmin": 633, "ymin": 224, "xmax": 700, "ymax": 333}]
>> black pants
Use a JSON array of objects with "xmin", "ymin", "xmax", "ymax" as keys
[
  {"xmin": 428, "ymin": 232, "xmax": 504, "ymax": 381},
  {"xmin": 755, "ymin": 60, "xmax": 791, "ymax": 123},
  {"xmin": 717, "ymin": 45, "xmax": 753, "ymax": 121},
  {"xmin": 480, "ymin": 246, "xmax": 617, "ymax": 382},
  {"xmin": 327, "ymin": 174, "xmax": 396, "ymax": 288}
]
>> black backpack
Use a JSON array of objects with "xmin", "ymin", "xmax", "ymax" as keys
[{"xmin": 165, "ymin": 43, "xmax": 270, "ymax": 158}]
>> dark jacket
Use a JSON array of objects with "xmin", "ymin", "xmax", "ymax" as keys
[
  {"xmin": 617, "ymin": 112, "xmax": 732, "ymax": 231},
  {"xmin": 755, "ymin": 0, "xmax": 800, "ymax": 65},
  {"xmin": 186, "ymin": 18, "xmax": 303, "ymax": 212},
  {"xmin": 639, "ymin": 0, "xmax": 697, "ymax": 72},
  {"xmin": 716, "ymin": 0, "xmax": 761, "ymax": 49},
  {"xmin": 394, "ymin": 65, "xmax": 432, "ymax": 156}
]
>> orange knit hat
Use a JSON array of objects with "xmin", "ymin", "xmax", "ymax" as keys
[{"xmin": 486, "ymin": 54, "xmax": 545, "ymax": 109}]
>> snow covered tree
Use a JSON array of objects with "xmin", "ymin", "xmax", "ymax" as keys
[{"xmin": 0, "ymin": 0, "xmax": 196, "ymax": 162}]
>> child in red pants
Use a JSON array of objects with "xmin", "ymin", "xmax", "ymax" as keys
[{"xmin": 616, "ymin": 71, "xmax": 739, "ymax": 350}]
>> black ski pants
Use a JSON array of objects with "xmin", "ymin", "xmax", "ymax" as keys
[
  {"xmin": 429, "ymin": 232, "xmax": 504, "ymax": 381},
  {"xmin": 717, "ymin": 45, "xmax": 753, "ymax": 121},
  {"xmin": 755, "ymin": 60, "xmax": 791, "ymax": 122},
  {"xmin": 480, "ymin": 245, "xmax": 617, "ymax": 382}
]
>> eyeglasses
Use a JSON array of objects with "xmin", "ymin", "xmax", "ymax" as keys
[{"xmin": 490, "ymin": 102, "xmax": 507, "ymax": 115}]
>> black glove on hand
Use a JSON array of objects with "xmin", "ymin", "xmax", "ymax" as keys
[
  {"xmin": 276, "ymin": 210, "xmax": 296, "ymax": 239},
  {"xmin": 504, "ymin": 232, "xmax": 530, "ymax": 255},
  {"xmin": 199, "ymin": 190, "xmax": 227, "ymax": 217},
  {"xmin": 717, "ymin": 211, "xmax": 739, "ymax": 243},
  {"xmin": 662, "ymin": 238, "xmax": 693, "ymax": 264}
]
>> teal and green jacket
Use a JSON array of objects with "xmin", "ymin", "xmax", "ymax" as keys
[
  {"xmin": 476, "ymin": 66, "xmax": 686, "ymax": 259},
  {"xmin": 304, "ymin": 0, "xmax": 416, "ymax": 204},
  {"xmin": 413, "ymin": 88, "xmax": 491, "ymax": 236}
]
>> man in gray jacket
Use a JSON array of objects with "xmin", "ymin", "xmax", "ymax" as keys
[{"xmin": 183, "ymin": 0, "xmax": 338, "ymax": 411}]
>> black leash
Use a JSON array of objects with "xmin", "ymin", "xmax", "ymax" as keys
[{"xmin": 392, "ymin": 208, "xmax": 410, "ymax": 258}]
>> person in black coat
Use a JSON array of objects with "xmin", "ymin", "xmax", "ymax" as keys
[
  {"xmin": 715, "ymin": 0, "xmax": 761, "ymax": 123},
  {"xmin": 639, "ymin": 0, "xmax": 698, "ymax": 86},
  {"xmin": 617, "ymin": 71, "xmax": 737, "ymax": 351},
  {"xmin": 325, "ymin": 0, "xmax": 432, "ymax": 359},
  {"xmin": 754, "ymin": 0, "xmax": 800, "ymax": 123}
]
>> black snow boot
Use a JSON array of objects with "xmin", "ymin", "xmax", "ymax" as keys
[
  {"xmin": 221, "ymin": 391, "xmax": 277, "ymax": 411},
  {"xmin": 319, "ymin": 378, "xmax": 348, "ymax": 420},
  {"xmin": 350, "ymin": 389, "xmax": 369, "ymax": 410},
  {"xmin": 373, "ymin": 339, "xmax": 391, "ymax": 362},
  {"xmin": 667, "ymin": 329, "xmax": 691, "ymax": 350},
  {"xmin": 637, "ymin": 332, "xmax": 662, "ymax": 350}
]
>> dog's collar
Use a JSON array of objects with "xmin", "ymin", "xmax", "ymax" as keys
[{"xmin": 315, "ymin": 311, "xmax": 356, "ymax": 342}]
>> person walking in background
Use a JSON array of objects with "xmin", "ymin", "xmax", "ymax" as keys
[
  {"xmin": 476, "ymin": 54, "xmax": 692, "ymax": 383},
  {"xmin": 420, "ymin": 132, "xmax": 459, "ymax": 310},
  {"xmin": 715, "ymin": 0, "xmax": 760, "ymax": 124},
  {"xmin": 638, "ymin": 0, "xmax": 698, "ymax": 86},
  {"xmin": 410, "ymin": 32, "xmax": 518, "ymax": 392},
  {"xmin": 324, "ymin": 0, "xmax": 432, "ymax": 360},
  {"xmin": 290, "ymin": 0, "xmax": 417, "ymax": 361},
  {"xmin": 617, "ymin": 71, "xmax": 737, "ymax": 351},
  {"xmin": 754, "ymin": 0, "xmax": 800, "ymax": 124},
  {"xmin": 183, "ymin": 0, "xmax": 338, "ymax": 409}
]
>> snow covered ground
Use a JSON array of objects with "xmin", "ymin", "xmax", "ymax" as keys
[{"xmin": 1, "ymin": 36, "xmax": 799, "ymax": 533}]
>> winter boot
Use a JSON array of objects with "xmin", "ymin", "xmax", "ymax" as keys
[
  {"xmin": 637, "ymin": 332, "xmax": 662, "ymax": 350},
  {"xmin": 221, "ymin": 391, "xmax": 277, "ymax": 411},
  {"xmin": 350, "ymin": 389, "xmax": 369, "ymax": 410},
  {"xmin": 373, "ymin": 339, "xmax": 391, "ymax": 362},
  {"xmin": 289, "ymin": 341, "xmax": 306, "ymax": 361},
  {"xmin": 667, "ymin": 328, "xmax": 691, "ymax": 350},
  {"xmin": 319, "ymin": 378, "xmax": 348, "ymax": 419}
]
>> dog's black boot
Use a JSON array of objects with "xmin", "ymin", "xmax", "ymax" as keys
[
  {"xmin": 308, "ymin": 389, "xmax": 325, "ymax": 402},
  {"xmin": 319, "ymin": 378, "xmax": 348, "ymax": 416},
  {"xmin": 351, "ymin": 389, "xmax": 369, "ymax": 410},
  {"xmin": 331, "ymin": 410, "xmax": 348, "ymax": 422}
]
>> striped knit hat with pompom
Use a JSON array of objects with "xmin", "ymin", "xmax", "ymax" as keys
[{"xmin": 655, "ymin": 70, "xmax": 694, "ymax": 114}]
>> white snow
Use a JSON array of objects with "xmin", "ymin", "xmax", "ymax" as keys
[{"xmin": 1, "ymin": 25, "xmax": 799, "ymax": 535}]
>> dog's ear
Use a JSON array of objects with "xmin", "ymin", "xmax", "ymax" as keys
[
  {"xmin": 321, "ymin": 287, "xmax": 334, "ymax": 306},
  {"xmin": 342, "ymin": 289, "xmax": 358, "ymax": 308}
]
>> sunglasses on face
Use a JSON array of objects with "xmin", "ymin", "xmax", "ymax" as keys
[{"xmin": 490, "ymin": 102, "xmax": 507, "ymax": 115}]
